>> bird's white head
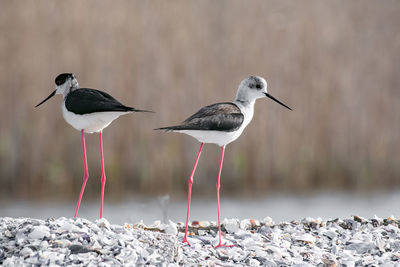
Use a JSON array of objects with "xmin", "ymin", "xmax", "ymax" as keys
[
  {"xmin": 35, "ymin": 73, "xmax": 79, "ymax": 108},
  {"xmin": 236, "ymin": 76, "xmax": 268, "ymax": 103},
  {"xmin": 235, "ymin": 75, "xmax": 292, "ymax": 110},
  {"xmin": 55, "ymin": 73, "xmax": 79, "ymax": 97}
]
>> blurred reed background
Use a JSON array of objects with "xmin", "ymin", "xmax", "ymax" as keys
[{"xmin": 1, "ymin": 0, "xmax": 400, "ymax": 202}]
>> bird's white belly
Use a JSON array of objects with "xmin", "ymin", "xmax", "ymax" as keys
[
  {"xmin": 180, "ymin": 128, "xmax": 245, "ymax": 147},
  {"xmin": 62, "ymin": 104, "xmax": 128, "ymax": 133}
]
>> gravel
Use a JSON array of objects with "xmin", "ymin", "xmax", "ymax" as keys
[{"xmin": 1, "ymin": 216, "xmax": 400, "ymax": 266}]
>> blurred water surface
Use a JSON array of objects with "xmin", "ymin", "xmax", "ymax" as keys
[{"xmin": 1, "ymin": 192, "xmax": 399, "ymax": 225}]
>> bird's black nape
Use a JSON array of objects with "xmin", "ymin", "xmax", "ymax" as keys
[{"xmin": 55, "ymin": 73, "xmax": 74, "ymax": 86}]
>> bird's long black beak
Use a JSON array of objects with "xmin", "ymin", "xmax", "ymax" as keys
[
  {"xmin": 35, "ymin": 90, "xmax": 56, "ymax": 107},
  {"xmin": 264, "ymin": 92, "xmax": 292, "ymax": 110}
]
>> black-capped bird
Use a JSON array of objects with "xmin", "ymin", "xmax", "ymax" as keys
[{"xmin": 36, "ymin": 73, "xmax": 152, "ymax": 218}]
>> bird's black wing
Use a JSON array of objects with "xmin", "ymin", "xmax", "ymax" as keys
[
  {"xmin": 65, "ymin": 88, "xmax": 150, "ymax": 115},
  {"xmin": 156, "ymin": 102, "xmax": 244, "ymax": 132}
]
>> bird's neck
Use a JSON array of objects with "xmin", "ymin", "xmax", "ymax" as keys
[
  {"xmin": 234, "ymin": 92, "xmax": 255, "ymax": 108},
  {"xmin": 62, "ymin": 86, "xmax": 78, "ymax": 99},
  {"xmin": 234, "ymin": 97, "xmax": 255, "ymax": 116},
  {"xmin": 234, "ymin": 86, "xmax": 257, "ymax": 107}
]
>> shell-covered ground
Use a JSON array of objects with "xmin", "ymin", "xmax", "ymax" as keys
[{"xmin": 1, "ymin": 216, "xmax": 400, "ymax": 266}]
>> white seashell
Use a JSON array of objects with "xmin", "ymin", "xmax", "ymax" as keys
[
  {"xmin": 41, "ymin": 251, "xmax": 63, "ymax": 262},
  {"xmin": 28, "ymin": 225, "xmax": 50, "ymax": 239},
  {"xmin": 250, "ymin": 258, "xmax": 261, "ymax": 266},
  {"xmin": 40, "ymin": 240, "xmax": 49, "ymax": 249},
  {"xmin": 295, "ymin": 233, "xmax": 315, "ymax": 244},
  {"xmin": 199, "ymin": 221, "xmax": 210, "ymax": 227},
  {"xmin": 19, "ymin": 247, "xmax": 34, "ymax": 257},
  {"xmin": 223, "ymin": 218, "xmax": 239, "ymax": 233},
  {"xmin": 4, "ymin": 229, "xmax": 12, "ymax": 238},
  {"xmin": 197, "ymin": 230, "xmax": 206, "ymax": 236},
  {"xmin": 346, "ymin": 241, "xmax": 375, "ymax": 254},
  {"xmin": 96, "ymin": 218, "xmax": 111, "ymax": 230},
  {"xmin": 262, "ymin": 217, "xmax": 274, "ymax": 226},
  {"xmin": 151, "ymin": 220, "xmax": 161, "ymax": 228},
  {"xmin": 164, "ymin": 220, "xmax": 178, "ymax": 235},
  {"xmin": 57, "ymin": 222, "xmax": 81, "ymax": 233},
  {"xmin": 240, "ymin": 219, "xmax": 251, "ymax": 229},
  {"xmin": 15, "ymin": 230, "xmax": 27, "ymax": 245}
]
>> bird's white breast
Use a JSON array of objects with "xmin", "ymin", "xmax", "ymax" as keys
[{"xmin": 62, "ymin": 103, "xmax": 129, "ymax": 133}]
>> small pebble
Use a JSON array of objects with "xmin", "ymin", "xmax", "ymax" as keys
[
  {"xmin": 163, "ymin": 220, "xmax": 178, "ymax": 235},
  {"xmin": 19, "ymin": 247, "xmax": 34, "ymax": 257},
  {"xmin": 69, "ymin": 244, "xmax": 91, "ymax": 254},
  {"xmin": 223, "ymin": 218, "xmax": 239, "ymax": 233},
  {"xmin": 28, "ymin": 225, "xmax": 50, "ymax": 239}
]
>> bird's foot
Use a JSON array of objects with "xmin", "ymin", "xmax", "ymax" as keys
[{"xmin": 182, "ymin": 238, "xmax": 192, "ymax": 246}]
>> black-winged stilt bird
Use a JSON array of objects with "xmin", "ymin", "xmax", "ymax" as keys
[
  {"xmin": 36, "ymin": 73, "xmax": 152, "ymax": 218},
  {"xmin": 156, "ymin": 76, "xmax": 291, "ymax": 247}
]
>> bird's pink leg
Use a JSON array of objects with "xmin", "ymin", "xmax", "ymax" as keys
[
  {"xmin": 74, "ymin": 129, "xmax": 89, "ymax": 218},
  {"xmin": 183, "ymin": 142, "xmax": 204, "ymax": 246},
  {"xmin": 215, "ymin": 145, "xmax": 232, "ymax": 248},
  {"xmin": 99, "ymin": 131, "xmax": 106, "ymax": 218}
]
